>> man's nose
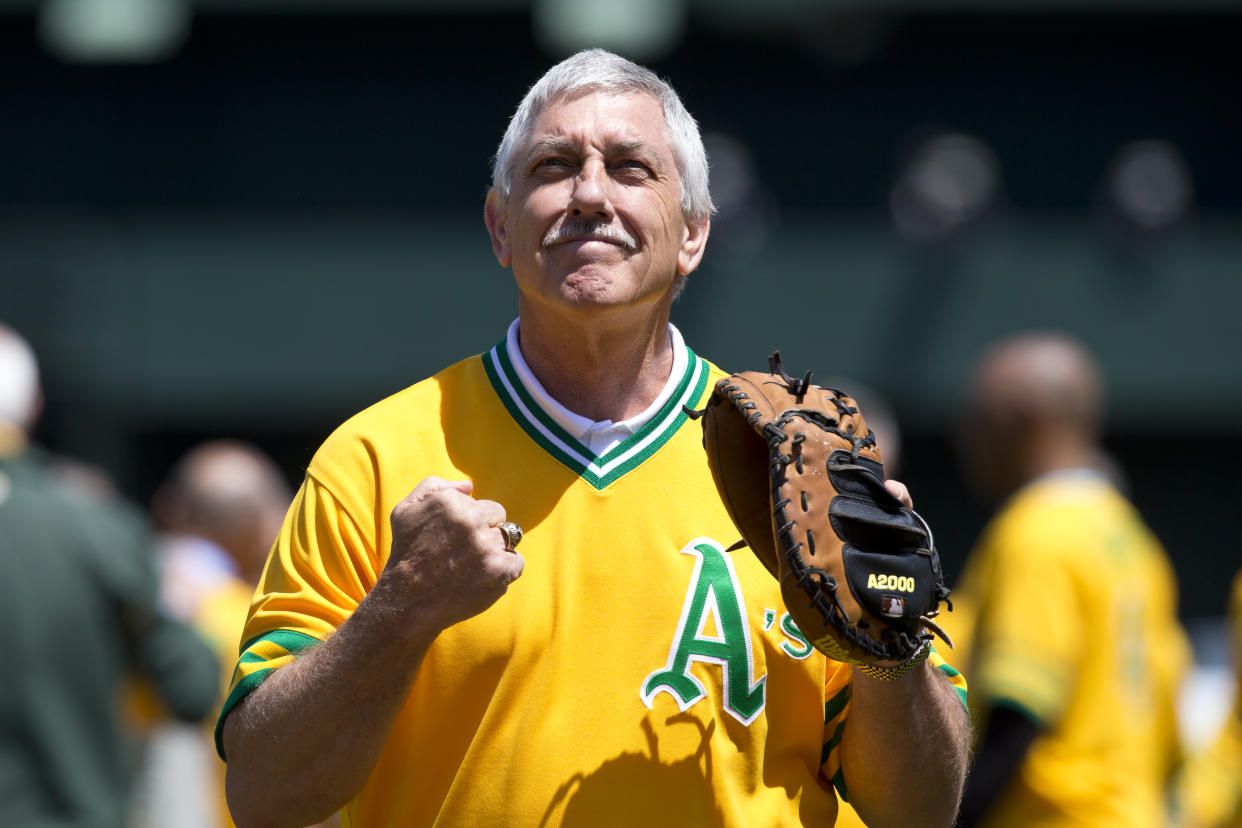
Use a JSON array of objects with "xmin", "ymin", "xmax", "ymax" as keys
[{"xmin": 568, "ymin": 159, "xmax": 612, "ymax": 219}]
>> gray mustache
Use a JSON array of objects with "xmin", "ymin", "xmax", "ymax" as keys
[{"xmin": 543, "ymin": 221, "xmax": 638, "ymax": 252}]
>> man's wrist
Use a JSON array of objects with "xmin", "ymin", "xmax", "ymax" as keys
[
  {"xmin": 355, "ymin": 576, "xmax": 447, "ymax": 650},
  {"xmin": 854, "ymin": 639, "xmax": 933, "ymax": 681}
]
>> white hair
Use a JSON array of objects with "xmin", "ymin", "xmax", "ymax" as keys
[
  {"xmin": 491, "ymin": 48, "xmax": 715, "ymax": 225},
  {"xmin": 0, "ymin": 324, "xmax": 39, "ymax": 428}
]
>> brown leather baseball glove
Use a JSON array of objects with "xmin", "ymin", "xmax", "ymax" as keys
[{"xmin": 698, "ymin": 352, "xmax": 951, "ymax": 678}]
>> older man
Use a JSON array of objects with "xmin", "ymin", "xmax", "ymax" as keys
[{"xmin": 218, "ymin": 49, "xmax": 969, "ymax": 827}]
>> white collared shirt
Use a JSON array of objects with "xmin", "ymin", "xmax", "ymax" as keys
[{"xmin": 503, "ymin": 318, "xmax": 689, "ymax": 458}]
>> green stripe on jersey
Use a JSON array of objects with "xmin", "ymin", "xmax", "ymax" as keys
[
  {"xmin": 214, "ymin": 666, "xmax": 274, "ymax": 760},
  {"xmin": 483, "ymin": 340, "xmax": 710, "ymax": 490},
  {"xmin": 824, "ymin": 683, "xmax": 852, "ymax": 723},
  {"xmin": 820, "ymin": 720, "xmax": 847, "ymax": 767},
  {"xmin": 213, "ymin": 629, "xmax": 323, "ymax": 760},
  {"xmin": 930, "ymin": 647, "xmax": 969, "ymax": 714},
  {"xmin": 237, "ymin": 628, "xmax": 321, "ymax": 657},
  {"xmin": 992, "ymin": 695, "xmax": 1044, "ymax": 727}
]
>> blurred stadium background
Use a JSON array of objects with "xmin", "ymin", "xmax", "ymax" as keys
[{"xmin": 1, "ymin": 0, "xmax": 1239, "ymax": 683}]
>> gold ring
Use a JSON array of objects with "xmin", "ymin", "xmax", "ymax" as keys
[{"xmin": 497, "ymin": 521, "xmax": 523, "ymax": 551}]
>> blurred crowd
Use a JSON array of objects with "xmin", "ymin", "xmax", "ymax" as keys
[
  {"xmin": 0, "ymin": 323, "xmax": 338, "ymax": 828},
  {"xmin": 1, "ymin": 313, "xmax": 1239, "ymax": 828}
]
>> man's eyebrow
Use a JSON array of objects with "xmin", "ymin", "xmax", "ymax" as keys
[
  {"xmin": 527, "ymin": 137, "xmax": 579, "ymax": 157},
  {"xmin": 526, "ymin": 137, "xmax": 660, "ymax": 160},
  {"xmin": 610, "ymin": 140, "xmax": 661, "ymax": 161}
]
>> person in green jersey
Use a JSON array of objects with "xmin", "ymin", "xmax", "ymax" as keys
[{"xmin": 0, "ymin": 323, "xmax": 220, "ymax": 828}]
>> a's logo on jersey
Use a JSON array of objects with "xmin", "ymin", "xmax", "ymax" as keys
[
  {"xmin": 777, "ymin": 612, "xmax": 815, "ymax": 659},
  {"xmin": 763, "ymin": 609, "xmax": 814, "ymax": 659},
  {"xmin": 641, "ymin": 538, "xmax": 767, "ymax": 725}
]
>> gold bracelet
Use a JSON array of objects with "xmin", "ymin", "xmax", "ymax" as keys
[{"xmin": 855, "ymin": 640, "xmax": 932, "ymax": 681}]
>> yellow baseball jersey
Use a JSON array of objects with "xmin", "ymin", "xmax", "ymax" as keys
[
  {"xmin": 215, "ymin": 336, "xmax": 966, "ymax": 827},
  {"xmin": 1172, "ymin": 571, "xmax": 1242, "ymax": 828},
  {"xmin": 943, "ymin": 470, "xmax": 1186, "ymax": 828}
]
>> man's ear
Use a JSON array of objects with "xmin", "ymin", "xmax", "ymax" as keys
[
  {"xmin": 676, "ymin": 215, "xmax": 710, "ymax": 276},
  {"xmin": 484, "ymin": 189, "xmax": 512, "ymax": 268}
]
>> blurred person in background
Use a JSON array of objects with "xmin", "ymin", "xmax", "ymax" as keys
[
  {"xmin": 944, "ymin": 331, "xmax": 1188, "ymax": 827},
  {"xmin": 0, "ymin": 322, "xmax": 220, "ymax": 828},
  {"xmin": 1171, "ymin": 569, "xmax": 1242, "ymax": 828},
  {"xmin": 138, "ymin": 440, "xmax": 337, "ymax": 828},
  {"xmin": 151, "ymin": 440, "xmax": 292, "ymax": 664}
]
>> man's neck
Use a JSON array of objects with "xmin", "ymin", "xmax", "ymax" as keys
[
  {"xmin": 1020, "ymin": 434, "xmax": 1098, "ymax": 489},
  {"xmin": 516, "ymin": 301, "xmax": 676, "ymax": 423}
]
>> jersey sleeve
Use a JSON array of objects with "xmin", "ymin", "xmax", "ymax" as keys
[
  {"xmin": 970, "ymin": 507, "xmax": 1084, "ymax": 726},
  {"xmin": 818, "ymin": 664, "xmax": 853, "ymax": 800},
  {"xmin": 929, "ymin": 647, "xmax": 970, "ymax": 712},
  {"xmin": 818, "ymin": 648, "xmax": 967, "ymax": 802},
  {"xmin": 213, "ymin": 470, "xmax": 379, "ymax": 758}
]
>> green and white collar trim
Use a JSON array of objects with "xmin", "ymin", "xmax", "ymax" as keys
[{"xmin": 483, "ymin": 321, "xmax": 710, "ymax": 490}]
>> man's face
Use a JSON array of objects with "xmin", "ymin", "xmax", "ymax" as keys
[
  {"xmin": 485, "ymin": 90, "xmax": 708, "ymax": 318},
  {"xmin": 956, "ymin": 377, "xmax": 1024, "ymax": 504}
]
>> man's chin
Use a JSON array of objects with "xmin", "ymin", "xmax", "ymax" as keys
[
  {"xmin": 517, "ymin": 264, "xmax": 672, "ymax": 315},
  {"xmin": 558, "ymin": 281, "xmax": 626, "ymax": 311},
  {"xmin": 549, "ymin": 277, "xmax": 666, "ymax": 318}
]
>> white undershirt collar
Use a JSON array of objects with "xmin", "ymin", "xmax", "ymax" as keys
[{"xmin": 504, "ymin": 318, "xmax": 688, "ymax": 457}]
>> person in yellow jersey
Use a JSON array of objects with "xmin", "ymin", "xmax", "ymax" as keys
[
  {"xmin": 215, "ymin": 49, "xmax": 970, "ymax": 828},
  {"xmin": 945, "ymin": 331, "xmax": 1188, "ymax": 828},
  {"xmin": 1172, "ymin": 570, "xmax": 1242, "ymax": 828},
  {"xmin": 144, "ymin": 441, "xmax": 340, "ymax": 828}
]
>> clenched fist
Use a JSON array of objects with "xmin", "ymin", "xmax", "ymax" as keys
[{"xmin": 375, "ymin": 476, "xmax": 525, "ymax": 633}]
